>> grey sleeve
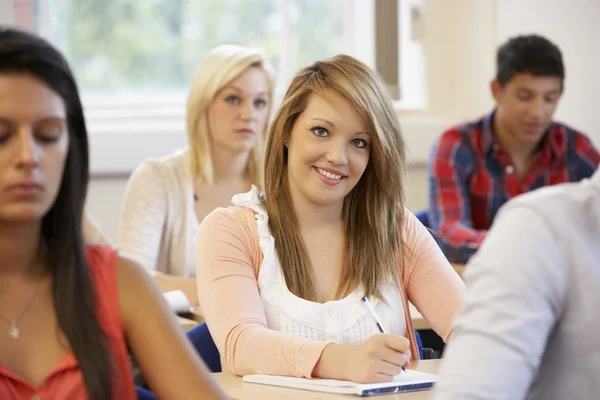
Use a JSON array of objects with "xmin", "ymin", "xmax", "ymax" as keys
[{"xmin": 432, "ymin": 203, "xmax": 568, "ymax": 400}]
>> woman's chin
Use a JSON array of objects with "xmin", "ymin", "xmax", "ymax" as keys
[{"xmin": 0, "ymin": 205, "xmax": 48, "ymax": 224}]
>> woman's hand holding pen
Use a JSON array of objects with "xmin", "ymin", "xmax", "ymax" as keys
[
  {"xmin": 344, "ymin": 333, "xmax": 411, "ymax": 383},
  {"xmin": 313, "ymin": 334, "xmax": 410, "ymax": 383},
  {"xmin": 313, "ymin": 296, "xmax": 411, "ymax": 383}
]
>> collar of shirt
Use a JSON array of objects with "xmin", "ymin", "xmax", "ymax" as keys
[{"xmin": 481, "ymin": 109, "xmax": 564, "ymax": 160}]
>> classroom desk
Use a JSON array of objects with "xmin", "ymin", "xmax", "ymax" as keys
[
  {"xmin": 213, "ymin": 359, "xmax": 441, "ymax": 400},
  {"xmin": 409, "ymin": 303, "xmax": 429, "ymax": 331},
  {"xmin": 189, "ymin": 308, "xmax": 205, "ymax": 323},
  {"xmin": 177, "ymin": 308, "xmax": 205, "ymax": 331},
  {"xmin": 451, "ymin": 263, "xmax": 465, "ymax": 278},
  {"xmin": 177, "ymin": 316, "xmax": 198, "ymax": 332}
]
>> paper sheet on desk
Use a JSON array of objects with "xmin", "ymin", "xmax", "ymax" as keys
[
  {"xmin": 243, "ymin": 369, "xmax": 438, "ymax": 397},
  {"xmin": 163, "ymin": 290, "xmax": 192, "ymax": 314}
]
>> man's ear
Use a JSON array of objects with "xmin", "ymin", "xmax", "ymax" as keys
[{"xmin": 490, "ymin": 79, "xmax": 503, "ymax": 103}]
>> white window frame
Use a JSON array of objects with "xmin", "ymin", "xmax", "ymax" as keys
[{"xmin": 9, "ymin": 0, "xmax": 428, "ymax": 176}]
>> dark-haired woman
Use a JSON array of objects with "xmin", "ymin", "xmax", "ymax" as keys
[{"xmin": 0, "ymin": 27, "xmax": 226, "ymax": 400}]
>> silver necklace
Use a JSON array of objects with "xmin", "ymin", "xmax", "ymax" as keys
[{"xmin": 0, "ymin": 283, "xmax": 40, "ymax": 340}]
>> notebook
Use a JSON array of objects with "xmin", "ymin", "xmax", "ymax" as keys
[{"xmin": 243, "ymin": 369, "xmax": 438, "ymax": 397}]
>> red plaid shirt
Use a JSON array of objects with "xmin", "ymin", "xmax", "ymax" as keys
[{"xmin": 428, "ymin": 110, "xmax": 600, "ymax": 263}]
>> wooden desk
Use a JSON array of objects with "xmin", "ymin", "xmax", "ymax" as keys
[
  {"xmin": 213, "ymin": 360, "xmax": 440, "ymax": 400},
  {"xmin": 451, "ymin": 263, "xmax": 465, "ymax": 278},
  {"xmin": 189, "ymin": 308, "xmax": 205, "ymax": 323},
  {"xmin": 178, "ymin": 316, "xmax": 198, "ymax": 332},
  {"xmin": 409, "ymin": 303, "xmax": 429, "ymax": 331},
  {"xmin": 177, "ymin": 308, "xmax": 205, "ymax": 331}
]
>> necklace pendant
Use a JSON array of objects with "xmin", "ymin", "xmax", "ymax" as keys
[{"xmin": 8, "ymin": 321, "xmax": 19, "ymax": 339}]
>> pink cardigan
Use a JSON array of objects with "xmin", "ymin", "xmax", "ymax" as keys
[{"xmin": 196, "ymin": 206, "xmax": 465, "ymax": 377}]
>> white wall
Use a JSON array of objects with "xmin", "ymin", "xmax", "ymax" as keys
[
  {"xmin": 420, "ymin": 0, "xmax": 496, "ymax": 119},
  {"xmin": 87, "ymin": 177, "xmax": 127, "ymax": 243},
  {"xmin": 0, "ymin": 0, "xmax": 14, "ymax": 24}
]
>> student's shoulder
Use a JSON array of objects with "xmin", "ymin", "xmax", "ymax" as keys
[
  {"xmin": 131, "ymin": 148, "xmax": 190, "ymax": 178},
  {"xmin": 203, "ymin": 204, "xmax": 256, "ymax": 222},
  {"xmin": 435, "ymin": 114, "xmax": 487, "ymax": 150},
  {"xmin": 500, "ymin": 176, "xmax": 598, "ymax": 229},
  {"xmin": 200, "ymin": 205, "xmax": 259, "ymax": 238},
  {"xmin": 507, "ymin": 182, "xmax": 573, "ymax": 208},
  {"xmin": 84, "ymin": 244, "xmax": 165, "ymax": 285},
  {"xmin": 84, "ymin": 244, "xmax": 120, "ymax": 295},
  {"xmin": 85, "ymin": 244, "xmax": 118, "ymax": 270},
  {"xmin": 551, "ymin": 120, "xmax": 586, "ymax": 138},
  {"xmin": 126, "ymin": 148, "xmax": 191, "ymax": 191},
  {"xmin": 429, "ymin": 117, "xmax": 485, "ymax": 167},
  {"xmin": 548, "ymin": 120, "xmax": 600, "ymax": 154}
]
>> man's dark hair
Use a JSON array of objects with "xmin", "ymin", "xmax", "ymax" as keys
[{"xmin": 496, "ymin": 34, "xmax": 564, "ymax": 86}]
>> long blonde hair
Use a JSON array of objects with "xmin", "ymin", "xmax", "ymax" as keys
[
  {"xmin": 186, "ymin": 44, "xmax": 275, "ymax": 186},
  {"xmin": 264, "ymin": 54, "xmax": 407, "ymax": 301}
]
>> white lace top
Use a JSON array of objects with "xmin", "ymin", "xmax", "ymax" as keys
[{"xmin": 231, "ymin": 187, "xmax": 407, "ymax": 345}]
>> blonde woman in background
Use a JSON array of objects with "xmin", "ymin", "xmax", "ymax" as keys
[
  {"xmin": 83, "ymin": 213, "xmax": 109, "ymax": 244},
  {"xmin": 196, "ymin": 55, "xmax": 464, "ymax": 381},
  {"xmin": 118, "ymin": 45, "xmax": 275, "ymax": 306}
]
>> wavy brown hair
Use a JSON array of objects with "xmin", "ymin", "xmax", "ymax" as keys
[{"xmin": 263, "ymin": 54, "xmax": 407, "ymax": 301}]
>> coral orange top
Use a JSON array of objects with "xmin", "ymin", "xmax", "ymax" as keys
[{"xmin": 0, "ymin": 245, "xmax": 135, "ymax": 400}]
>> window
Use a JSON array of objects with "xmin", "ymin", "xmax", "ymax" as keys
[
  {"xmin": 18, "ymin": 0, "xmax": 342, "ymax": 105},
  {"xmin": 12, "ymin": 0, "xmax": 425, "ymax": 107},
  {"xmin": 398, "ymin": 0, "xmax": 426, "ymax": 109},
  {"xmin": 7, "ymin": 0, "xmax": 427, "ymax": 174}
]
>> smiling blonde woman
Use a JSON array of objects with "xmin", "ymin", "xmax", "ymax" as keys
[
  {"xmin": 118, "ymin": 45, "xmax": 275, "ymax": 306},
  {"xmin": 196, "ymin": 54, "xmax": 465, "ymax": 382}
]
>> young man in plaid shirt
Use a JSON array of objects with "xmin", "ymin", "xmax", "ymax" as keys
[{"xmin": 428, "ymin": 34, "xmax": 600, "ymax": 264}]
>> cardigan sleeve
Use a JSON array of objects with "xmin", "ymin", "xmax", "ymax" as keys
[
  {"xmin": 118, "ymin": 161, "xmax": 170, "ymax": 275},
  {"xmin": 402, "ymin": 209, "xmax": 465, "ymax": 342}
]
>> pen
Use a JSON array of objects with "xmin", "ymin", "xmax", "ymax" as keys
[{"xmin": 361, "ymin": 296, "xmax": 406, "ymax": 372}]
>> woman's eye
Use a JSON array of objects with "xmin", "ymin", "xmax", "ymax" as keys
[
  {"xmin": 225, "ymin": 95, "xmax": 241, "ymax": 105},
  {"xmin": 0, "ymin": 125, "xmax": 10, "ymax": 144},
  {"xmin": 311, "ymin": 127, "xmax": 328, "ymax": 137},
  {"xmin": 352, "ymin": 138, "xmax": 368, "ymax": 148},
  {"xmin": 254, "ymin": 99, "xmax": 267, "ymax": 109},
  {"xmin": 35, "ymin": 126, "xmax": 63, "ymax": 144},
  {"xmin": 36, "ymin": 134, "xmax": 60, "ymax": 144}
]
